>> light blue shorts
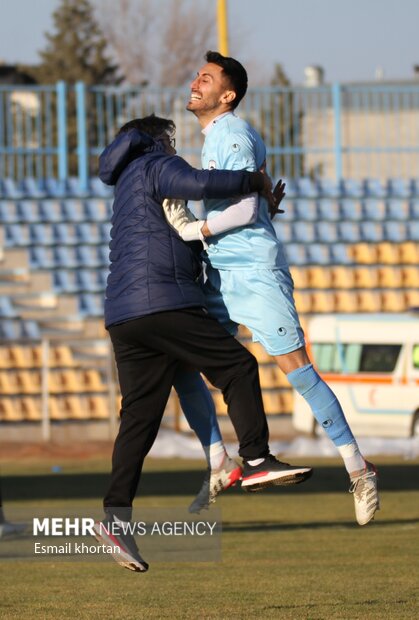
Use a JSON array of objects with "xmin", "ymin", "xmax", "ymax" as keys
[{"xmin": 203, "ymin": 265, "xmax": 305, "ymax": 356}]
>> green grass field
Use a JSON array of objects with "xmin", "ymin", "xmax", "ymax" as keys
[{"xmin": 0, "ymin": 454, "xmax": 418, "ymax": 620}]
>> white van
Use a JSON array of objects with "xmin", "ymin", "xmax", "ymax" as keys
[{"xmin": 293, "ymin": 312, "xmax": 419, "ymax": 438}]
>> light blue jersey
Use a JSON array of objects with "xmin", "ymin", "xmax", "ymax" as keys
[
  {"xmin": 201, "ymin": 112, "xmax": 305, "ymax": 356},
  {"xmin": 202, "ymin": 113, "xmax": 288, "ymax": 270}
]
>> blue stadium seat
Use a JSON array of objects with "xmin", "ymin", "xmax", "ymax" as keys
[
  {"xmin": 0, "ymin": 296, "xmax": 17, "ymax": 318},
  {"xmin": 1, "ymin": 178, "xmax": 23, "ymax": 199},
  {"xmin": 386, "ymin": 199, "xmax": 410, "ymax": 221},
  {"xmin": 306, "ymin": 244, "xmax": 330, "ymax": 264},
  {"xmin": 99, "ymin": 222, "xmax": 111, "ymax": 243},
  {"xmin": 53, "ymin": 223, "xmax": 77, "ymax": 245},
  {"xmin": 90, "ymin": 177, "xmax": 113, "ymax": 198},
  {"xmin": 16, "ymin": 201, "xmax": 39, "ymax": 223},
  {"xmin": 0, "ymin": 319, "xmax": 41, "ymax": 340},
  {"xmin": 317, "ymin": 199, "xmax": 340, "ymax": 221},
  {"xmin": 20, "ymin": 177, "xmax": 46, "ymax": 198},
  {"xmin": 277, "ymin": 199, "xmax": 296, "ymax": 221},
  {"xmin": 39, "ymin": 200, "xmax": 62, "ymax": 223},
  {"xmin": 281, "ymin": 178, "xmax": 298, "ymax": 198},
  {"xmin": 22, "ymin": 320, "xmax": 41, "ymax": 340},
  {"xmin": 330, "ymin": 243, "xmax": 352, "ymax": 265},
  {"xmin": 364, "ymin": 178, "xmax": 386, "ymax": 198},
  {"xmin": 408, "ymin": 222, "xmax": 419, "ymax": 241},
  {"xmin": 66, "ymin": 177, "xmax": 89, "ymax": 197},
  {"xmin": 5, "ymin": 224, "xmax": 29, "ymax": 247},
  {"xmin": 84, "ymin": 199, "xmax": 109, "ymax": 222},
  {"xmin": 53, "ymin": 246, "xmax": 78, "ymax": 268},
  {"xmin": 61, "ymin": 199, "xmax": 85, "ymax": 222},
  {"xmin": 79, "ymin": 293, "xmax": 104, "ymax": 316},
  {"xmin": 340, "ymin": 179, "xmax": 363, "ymax": 198},
  {"xmin": 76, "ymin": 246, "xmax": 100, "ymax": 268},
  {"xmin": 0, "ymin": 201, "xmax": 18, "ymax": 223},
  {"xmin": 361, "ymin": 222, "xmax": 382, "ymax": 242},
  {"xmin": 53, "ymin": 270, "xmax": 76, "ymax": 293},
  {"xmin": 42, "ymin": 178, "xmax": 67, "ymax": 198},
  {"xmin": 76, "ymin": 223, "xmax": 101, "ymax": 244},
  {"xmin": 383, "ymin": 222, "xmax": 407, "ymax": 242},
  {"xmin": 296, "ymin": 177, "xmax": 318, "ymax": 198},
  {"xmin": 317, "ymin": 179, "xmax": 340, "ymax": 198},
  {"xmin": 362, "ymin": 199, "xmax": 386, "ymax": 221},
  {"xmin": 410, "ymin": 200, "xmax": 419, "ymax": 219},
  {"xmin": 76, "ymin": 270, "xmax": 105, "ymax": 293},
  {"xmin": 337, "ymin": 222, "xmax": 360, "ymax": 243},
  {"xmin": 410, "ymin": 179, "xmax": 419, "ymax": 197},
  {"xmin": 98, "ymin": 244, "xmax": 110, "ymax": 266},
  {"xmin": 315, "ymin": 222, "xmax": 338, "ymax": 243},
  {"xmin": 387, "ymin": 178, "xmax": 411, "ymax": 198},
  {"xmin": 29, "ymin": 246, "xmax": 54, "ymax": 269},
  {"xmin": 284, "ymin": 243, "xmax": 307, "ymax": 265},
  {"xmin": 273, "ymin": 221, "xmax": 293, "ymax": 243},
  {"xmin": 293, "ymin": 199, "xmax": 317, "ymax": 221},
  {"xmin": 292, "ymin": 222, "xmax": 316, "ymax": 243},
  {"xmin": 30, "ymin": 223, "xmax": 54, "ymax": 246},
  {"xmin": 340, "ymin": 199, "xmax": 363, "ymax": 221}
]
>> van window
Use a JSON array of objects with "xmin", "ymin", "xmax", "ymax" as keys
[
  {"xmin": 359, "ymin": 344, "xmax": 401, "ymax": 372},
  {"xmin": 312, "ymin": 343, "xmax": 401, "ymax": 373}
]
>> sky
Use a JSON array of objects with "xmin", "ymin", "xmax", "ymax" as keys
[{"xmin": 0, "ymin": 0, "xmax": 418, "ymax": 85}]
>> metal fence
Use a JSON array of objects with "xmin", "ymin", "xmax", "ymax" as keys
[{"xmin": 1, "ymin": 82, "xmax": 418, "ymax": 190}]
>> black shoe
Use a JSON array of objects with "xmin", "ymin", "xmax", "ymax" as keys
[
  {"xmin": 241, "ymin": 454, "xmax": 313, "ymax": 492},
  {"xmin": 93, "ymin": 514, "xmax": 149, "ymax": 572}
]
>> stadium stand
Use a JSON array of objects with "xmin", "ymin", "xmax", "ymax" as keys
[{"xmin": 0, "ymin": 178, "xmax": 418, "ymax": 427}]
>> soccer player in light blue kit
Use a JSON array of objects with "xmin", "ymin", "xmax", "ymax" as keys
[{"xmin": 166, "ymin": 51, "xmax": 379, "ymax": 525}]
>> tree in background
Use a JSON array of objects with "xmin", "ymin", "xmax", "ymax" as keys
[
  {"xmin": 97, "ymin": 0, "xmax": 215, "ymax": 86},
  {"xmin": 36, "ymin": 0, "xmax": 123, "ymax": 174}
]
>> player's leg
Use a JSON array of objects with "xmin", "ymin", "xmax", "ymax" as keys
[
  {"xmin": 215, "ymin": 266, "xmax": 379, "ymax": 525},
  {"xmin": 173, "ymin": 366, "xmax": 241, "ymax": 513},
  {"xmin": 141, "ymin": 308, "xmax": 312, "ymax": 491},
  {"xmin": 97, "ymin": 318, "xmax": 179, "ymax": 572}
]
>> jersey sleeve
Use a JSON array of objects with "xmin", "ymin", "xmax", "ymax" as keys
[{"xmin": 217, "ymin": 131, "xmax": 258, "ymax": 172}]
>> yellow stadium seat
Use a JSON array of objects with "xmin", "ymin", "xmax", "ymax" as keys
[
  {"xmin": 244, "ymin": 341, "xmax": 272, "ymax": 364},
  {"xmin": 357, "ymin": 291, "xmax": 381, "ymax": 312},
  {"xmin": 354, "ymin": 266, "xmax": 379, "ymax": 289},
  {"xmin": 349, "ymin": 243, "xmax": 377, "ymax": 264},
  {"xmin": 51, "ymin": 345, "xmax": 75, "ymax": 367},
  {"xmin": 262, "ymin": 390, "xmax": 282, "ymax": 414},
  {"xmin": 85, "ymin": 395, "xmax": 109, "ymax": 419},
  {"xmin": 0, "ymin": 371, "xmax": 17, "ymax": 394},
  {"xmin": 380, "ymin": 290, "xmax": 406, "ymax": 312},
  {"xmin": 0, "ymin": 398, "xmax": 21, "ymax": 421},
  {"xmin": 61, "ymin": 396, "xmax": 87, "ymax": 419},
  {"xmin": 311, "ymin": 291, "xmax": 335, "ymax": 313},
  {"xmin": 280, "ymin": 390, "xmax": 294, "ymax": 414},
  {"xmin": 402, "ymin": 266, "xmax": 419, "ymax": 288},
  {"xmin": 378, "ymin": 267, "xmax": 402, "ymax": 288},
  {"xmin": 293, "ymin": 291, "xmax": 312, "ymax": 314},
  {"xmin": 330, "ymin": 266, "xmax": 355, "ymax": 289},
  {"xmin": 19, "ymin": 397, "xmax": 41, "ymax": 421},
  {"xmin": 399, "ymin": 242, "xmax": 419, "ymax": 264},
  {"xmin": 82, "ymin": 369, "xmax": 106, "ymax": 392},
  {"xmin": 29, "ymin": 346, "xmax": 43, "ymax": 368},
  {"xmin": 334, "ymin": 291, "xmax": 358, "ymax": 313},
  {"xmin": 48, "ymin": 397, "xmax": 66, "ymax": 420},
  {"xmin": 307, "ymin": 266, "xmax": 332, "ymax": 289},
  {"xmin": 7, "ymin": 346, "xmax": 29, "ymax": 368},
  {"xmin": 404, "ymin": 289, "xmax": 419, "ymax": 309},
  {"xmin": 15, "ymin": 371, "xmax": 40, "ymax": 394},
  {"xmin": 289, "ymin": 266, "xmax": 309, "ymax": 289},
  {"xmin": 376, "ymin": 242, "xmax": 400, "ymax": 265}
]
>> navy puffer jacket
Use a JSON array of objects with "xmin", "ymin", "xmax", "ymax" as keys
[{"xmin": 99, "ymin": 129, "xmax": 262, "ymax": 328}]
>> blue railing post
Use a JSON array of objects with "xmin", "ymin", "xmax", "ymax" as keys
[
  {"xmin": 75, "ymin": 81, "xmax": 88, "ymax": 193},
  {"xmin": 56, "ymin": 81, "xmax": 67, "ymax": 185},
  {"xmin": 332, "ymin": 82, "xmax": 343, "ymax": 182}
]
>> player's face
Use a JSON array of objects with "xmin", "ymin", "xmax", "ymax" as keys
[{"xmin": 187, "ymin": 63, "xmax": 234, "ymax": 118}]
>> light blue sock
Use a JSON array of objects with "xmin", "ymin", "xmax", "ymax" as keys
[
  {"xmin": 173, "ymin": 369, "xmax": 223, "ymax": 448},
  {"xmin": 287, "ymin": 363, "xmax": 356, "ymax": 447}
]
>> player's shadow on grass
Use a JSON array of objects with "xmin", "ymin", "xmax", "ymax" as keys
[{"xmin": 1, "ymin": 463, "xmax": 418, "ymax": 501}]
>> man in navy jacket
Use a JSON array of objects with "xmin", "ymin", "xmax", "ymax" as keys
[{"xmin": 94, "ymin": 115, "xmax": 312, "ymax": 572}]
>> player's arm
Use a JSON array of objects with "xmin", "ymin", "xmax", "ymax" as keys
[{"xmin": 162, "ymin": 193, "xmax": 259, "ymax": 242}]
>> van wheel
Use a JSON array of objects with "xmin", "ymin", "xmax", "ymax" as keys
[{"xmin": 411, "ymin": 411, "xmax": 419, "ymax": 437}]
